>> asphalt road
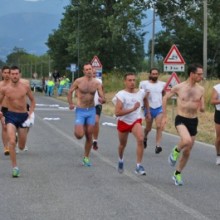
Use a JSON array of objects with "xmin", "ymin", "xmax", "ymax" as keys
[{"xmin": 0, "ymin": 93, "xmax": 219, "ymax": 220}]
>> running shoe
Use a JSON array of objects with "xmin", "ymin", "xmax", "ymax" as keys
[
  {"xmin": 4, "ymin": 146, "xmax": 10, "ymax": 156},
  {"xmin": 172, "ymin": 172, "xmax": 183, "ymax": 186},
  {"xmin": 155, "ymin": 146, "xmax": 162, "ymax": 154},
  {"xmin": 12, "ymin": 167, "xmax": 20, "ymax": 178},
  {"xmin": 92, "ymin": 141, "xmax": 98, "ymax": 151},
  {"xmin": 168, "ymin": 147, "xmax": 180, "ymax": 166},
  {"xmin": 82, "ymin": 157, "xmax": 91, "ymax": 167},
  {"xmin": 24, "ymin": 146, "xmax": 28, "ymax": 151},
  {"xmin": 143, "ymin": 138, "xmax": 147, "ymax": 149},
  {"xmin": 118, "ymin": 161, "xmax": 124, "ymax": 174},
  {"xmin": 135, "ymin": 165, "xmax": 146, "ymax": 175},
  {"xmin": 216, "ymin": 156, "xmax": 220, "ymax": 165}
]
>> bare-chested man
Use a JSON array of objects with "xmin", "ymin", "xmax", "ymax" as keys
[
  {"xmin": 0, "ymin": 66, "xmax": 10, "ymax": 155},
  {"xmin": 67, "ymin": 63, "xmax": 105, "ymax": 166},
  {"xmin": 0, "ymin": 66, "xmax": 36, "ymax": 177},
  {"xmin": 161, "ymin": 63, "xmax": 204, "ymax": 186}
]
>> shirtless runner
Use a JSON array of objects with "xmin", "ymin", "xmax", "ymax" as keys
[
  {"xmin": 0, "ymin": 65, "xmax": 36, "ymax": 177},
  {"xmin": 161, "ymin": 63, "xmax": 204, "ymax": 186},
  {"xmin": 67, "ymin": 63, "xmax": 105, "ymax": 166}
]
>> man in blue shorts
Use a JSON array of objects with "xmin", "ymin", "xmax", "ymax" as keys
[
  {"xmin": 139, "ymin": 68, "xmax": 166, "ymax": 153},
  {"xmin": 67, "ymin": 63, "xmax": 105, "ymax": 166},
  {"xmin": 0, "ymin": 65, "xmax": 36, "ymax": 177}
]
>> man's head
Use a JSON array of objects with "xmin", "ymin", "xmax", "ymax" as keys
[
  {"xmin": 149, "ymin": 67, "xmax": 159, "ymax": 82},
  {"xmin": 124, "ymin": 73, "xmax": 136, "ymax": 90},
  {"xmin": 83, "ymin": 63, "xmax": 93, "ymax": 77},
  {"xmin": 10, "ymin": 65, "xmax": 21, "ymax": 84},
  {"xmin": 1, "ymin": 65, "xmax": 10, "ymax": 81},
  {"xmin": 188, "ymin": 63, "xmax": 203, "ymax": 82}
]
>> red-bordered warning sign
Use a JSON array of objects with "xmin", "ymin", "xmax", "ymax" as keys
[
  {"xmin": 164, "ymin": 72, "xmax": 181, "ymax": 92},
  {"xmin": 91, "ymin": 56, "xmax": 102, "ymax": 68},
  {"xmin": 163, "ymin": 45, "xmax": 185, "ymax": 64}
]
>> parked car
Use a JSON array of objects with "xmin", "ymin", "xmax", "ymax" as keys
[{"xmin": 30, "ymin": 79, "xmax": 43, "ymax": 92}]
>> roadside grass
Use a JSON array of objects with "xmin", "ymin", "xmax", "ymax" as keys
[{"xmin": 57, "ymin": 73, "xmax": 216, "ymax": 146}]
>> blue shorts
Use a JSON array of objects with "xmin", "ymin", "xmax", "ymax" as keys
[
  {"xmin": 5, "ymin": 111, "xmax": 28, "ymax": 128},
  {"xmin": 75, "ymin": 107, "xmax": 96, "ymax": 125},
  {"xmin": 145, "ymin": 106, "xmax": 163, "ymax": 119}
]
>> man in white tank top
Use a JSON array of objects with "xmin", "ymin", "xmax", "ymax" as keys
[
  {"xmin": 113, "ymin": 73, "xmax": 147, "ymax": 175},
  {"xmin": 139, "ymin": 68, "xmax": 166, "ymax": 154}
]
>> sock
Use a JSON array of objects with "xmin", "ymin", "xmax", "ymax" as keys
[
  {"xmin": 136, "ymin": 163, "xmax": 140, "ymax": 168},
  {"xmin": 175, "ymin": 147, "xmax": 180, "ymax": 153},
  {"xmin": 93, "ymin": 139, "xmax": 97, "ymax": 143},
  {"xmin": 119, "ymin": 158, "xmax": 123, "ymax": 162},
  {"xmin": 175, "ymin": 170, "xmax": 181, "ymax": 175}
]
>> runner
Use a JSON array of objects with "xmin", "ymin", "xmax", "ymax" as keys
[
  {"xmin": 67, "ymin": 63, "xmax": 105, "ymax": 166},
  {"xmin": 161, "ymin": 63, "xmax": 204, "ymax": 185},
  {"xmin": 113, "ymin": 73, "xmax": 147, "ymax": 175},
  {"xmin": 0, "ymin": 66, "xmax": 36, "ymax": 177},
  {"xmin": 139, "ymin": 68, "xmax": 166, "ymax": 153},
  {"xmin": 0, "ymin": 66, "xmax": 10, "ymax": 155}
]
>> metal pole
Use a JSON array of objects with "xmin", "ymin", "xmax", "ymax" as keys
[
  {"xmin": 203, "ymin": 0, "xmax": 208, "ymax": 78},
  {"xmin": 151, "ymin": 6, "xmax": 156, "ymax": 68}
]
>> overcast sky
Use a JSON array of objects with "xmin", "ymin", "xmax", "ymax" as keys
[{"xmin": 0, "ymin": 0, "xmax": 70, "ymax": 16}]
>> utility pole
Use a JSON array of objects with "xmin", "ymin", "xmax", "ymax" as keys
[
  {"xmin": 151, "ymin": 5, "xmax": 156, "ymax": 68},
  {"xmin": 203, "ymin": 0, "xmax": 208, "ymax": 78}
]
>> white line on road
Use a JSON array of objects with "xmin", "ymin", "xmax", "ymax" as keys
[{"xmin": 36, "ymin": 113, "xmax": 211, "ymax": 220}]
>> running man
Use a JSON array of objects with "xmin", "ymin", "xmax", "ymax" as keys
[
  {"xmin": 210, "ymin": 83, "xmax": 220, "ymax": 165},
  {"xmin": 161, "ymin": 64, "xmax": 204, "ymax": 186},
  {"xmin": 114, "ymin": 73, "xmax": 147, "ymax": 175},
  {"xmin": 0, "ymin": 65, "xmax": 36, "ymax": 177},
  {"xmin": 139, "ymin": 68, "xmax": 166, "ymax": 153},
  {"xmin": 0, "ymin": 66, "xmax": 10, "ymax": 155},
  {"xmin": 67, "ymin": 63, "xmax": 105, "ymax": 166},
  {"xmin": 92, "ymin": 68, "xmax": 105, "ymax": 150}
]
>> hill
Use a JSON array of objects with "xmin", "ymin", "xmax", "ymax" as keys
[{"xmin": 0, "ymin": 12, "xmax": 61, "ymax": 60}]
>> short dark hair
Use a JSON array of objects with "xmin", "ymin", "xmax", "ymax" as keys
[
  {"xmin": 124, "ymin": 72, "xmax": 135, "ymax": 80},
  {"xmin": 10, "ymin": 65, "xmax": 20, "ymax": 72},
  {"xmin": 2, "ymin": 65, "xmax": 10, "ymax": 71},
  {"xmin": 187, "ymin": 63, "xmax": 203, "ymax": 76},
  {"xmin": 150, "ymin": 67, "xmax": 159, "ymax": 74}
]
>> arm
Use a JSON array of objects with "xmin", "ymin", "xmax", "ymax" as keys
[
  {"xmin": 115, "ymin": 97, "xmax": 140, "ymax": 117},
  {"xmin": 67, "ymin": 80, "xmax": 78, "ymax": 110},
  {"xmin": 144, "ymin": 92, "xmax": 151, "ymax": 120},
  {"xmin": 97, "ymin": 83, "xmax": 106, "ymax": 104},
  {"xmin": 161, "ymin": 87, "xmax": 177, "ymax": 128},
  {"xmin": 26, "ymin": 86, "xmax": 36, "ymax": 115},
  {"xmin": 0, "ymin": 88, "xmax": 5, "ymax": 119}
]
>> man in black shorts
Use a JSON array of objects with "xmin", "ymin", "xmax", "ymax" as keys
[{"xmin": 162, "ymin": 64, "xmax": 204, "ymax": 186}]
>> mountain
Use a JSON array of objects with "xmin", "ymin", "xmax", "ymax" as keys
[{"xmin": 0, "ymin": 12, "xmax": 62, "ymax": 60}]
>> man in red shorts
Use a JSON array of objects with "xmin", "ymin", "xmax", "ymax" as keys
[{"xmin": 113, "ymin": 73, "xmax": 147, "ymax": 175}]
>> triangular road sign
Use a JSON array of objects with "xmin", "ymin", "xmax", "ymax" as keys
[
  {"xmin": 164, "ymin": 72, "xmax": 181, "ymax": 92},
  {"xmin": 164, "ymin": 45, "xmax": 185, "ymax": 64},
  {"xmin": 91, "ymin": 56, "xmax": 102, "ymax": 68}
]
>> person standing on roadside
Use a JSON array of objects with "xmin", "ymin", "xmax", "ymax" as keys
[
  {"xmin": 0, "ymin": 66, "xmax": 10, "ymax": 155},
  {"xmin": 210, "ymin": 83, "xmax": 220, "ymax": 165},
  {"xmin": 161, "ymin": 64, "xmax": 204, "ymax": 186},
  {"xmin": 139, "ymin": 68, "xmax": 166, "ymax": 153},
  {"xmin": 0, "ymin": 66, "xmax": 36, "ymax": 177},
  {"xmin": 67, "ymin": 63, "xmax": 105, "ymax": 166},
  {"xmin": 92, "ymin": 68, "xmax": 105, "ymax": 150},
  {"xmin": 113, "ymin": 73, "xmax": 147, "ymax": 175}
]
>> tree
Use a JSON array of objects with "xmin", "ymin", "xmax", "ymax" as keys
[
  {"xmin": 147, "ymin": 0, "xmax": 220, "ymax": 77},
  {"xmin": 47, "ymin": 0, "xmax": 149, "ymax": 73}
]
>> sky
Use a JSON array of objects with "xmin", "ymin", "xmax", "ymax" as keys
[{"xmin": 0, "ymin": 0, "xmax": 69, "ymax": 17}]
